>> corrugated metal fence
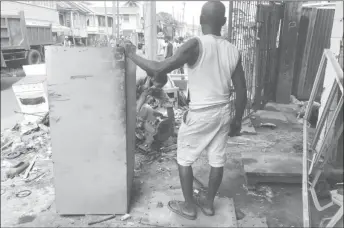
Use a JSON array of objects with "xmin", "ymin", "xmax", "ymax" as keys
[{"xmin": 292, "ymin": 7, "xmax": 335, "ymax": 100}]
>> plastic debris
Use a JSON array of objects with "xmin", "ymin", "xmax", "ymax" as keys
[{"xmin": 120, "ymin": 214, "xmax": 131, "ymax": 221}]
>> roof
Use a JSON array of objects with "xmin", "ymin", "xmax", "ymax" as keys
[
  {"xmin": 91, "ymin": 6, "xmax": 139, "ymax": 15},
  {"xmin": 56, "ymin": 1, "xmax": 94, "ymax": 14}
]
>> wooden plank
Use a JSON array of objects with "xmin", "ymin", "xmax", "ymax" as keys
[
  {"xmin": 295, "ymin": 8, "xmax": 317, "ymax": 97},
  {"xmin": 303, "ymin": 8, "xmax": 335, "ymax": 100},
  {"xmin": 275, "ymin": 2, "xmax": 302, "ymax": 103},
  {"xmin": 324, "ymin": 49, "xmax": 344, "ymax": 93},
  {"xmin": 302, "ymin": 119, "xmax": 310, "ymax": 228},
  {"xmin": 305, "ymin": 52, "xmax": 326, "ymax": 120},
  {"xmin": 46, "ymin": 46, "xmax": 135, "ymax": 215},
  {"xmin": 125, "ymin": 47, "xmax": 136, "ymax": 210},
  {"xmin": 310, "ymin": 80, "xmax": 338, "ymax": 148}
]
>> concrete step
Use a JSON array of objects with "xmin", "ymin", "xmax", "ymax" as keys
[
  {"xmin": 143, "ymin": 189, "xmax": 238, "ymax": 227},
  {"xmin": 237, "ymin": 211, "xmax": 268, "ymax": 228},
  {"xmin": 242, "ymin": 151, "xmax": 302, "ymax": 189}
]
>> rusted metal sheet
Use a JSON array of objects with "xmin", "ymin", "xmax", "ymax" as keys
[
  {"xmin": 253, "ymin": 2, "xmax": 283, "ymax": 109},
  {"xmin": 293, "ymin": 7, "xmax": 335, "ymax": 100},
  {"xmin": 275, "ymin": 2, "xmax": 302, "ymax": 104},
  {"xmin": 46, "ymin": 46, "xmax": 135, "ymax": 215}
]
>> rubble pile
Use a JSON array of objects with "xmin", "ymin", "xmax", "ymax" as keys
[{"xmin": 1, "ymin": 116, "xmax": 51, "ymax": 184}]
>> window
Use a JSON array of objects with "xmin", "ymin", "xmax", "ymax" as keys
[
  {"xmin": 123, "ymin": 14, "xmax": 129, "ymax": 22},
  {"xmin": 108, "ymin": 18, "xmax": 113, "ymax": 27},
  {"xmin": 59, "ymin": 14, "xmax": 65, "ymax": 26},
  {"xmin": 98, "ymin": 16, "xmax": 105, "ymax": 27}
]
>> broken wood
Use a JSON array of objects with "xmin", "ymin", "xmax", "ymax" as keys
[
  {"xmin": 88, "ymin": 215, "xmax": 116, "ymax": 226},
  {"xmin": 14, "ymin": 111, "xmax": 45, "ymax": 117},
  {"xmin": 23, "ymin": 155, "xmax": 38, "ymax": 179}
]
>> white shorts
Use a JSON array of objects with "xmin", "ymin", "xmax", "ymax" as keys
[{"xmin": 177, "ymin": 104, "xmax": 231, "ymax": 167}]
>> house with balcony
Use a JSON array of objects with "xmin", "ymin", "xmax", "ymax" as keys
[
  {"xmin": 91, "ymin": 3, "xmax": 141, "ymax": 38},
  {"xmin": 85, "ymin": 11, "xmax": 113, "ymax": 45},
  {"xmin": 56, "ymin": 1, "xmax": 92, "ymax": 44}
]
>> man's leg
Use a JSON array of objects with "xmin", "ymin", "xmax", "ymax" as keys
[{"xmin": 178, "ymin": 164, "xmax": 197, "ymax": 212}]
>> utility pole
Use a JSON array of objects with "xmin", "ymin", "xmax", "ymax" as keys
[
  {"xmin": 144, "ymin": 1, "xmax": 157, "ymax": 60},
  {"xmin": 172, "ymin": 6, "xmax": 174, "ymax": 39},
  {"xmin": 117, "ymin": 0, "xmax": 120, "ymax": 38},
  {"xmin": 104, "ymin": 1, "xmax": 108, "ymax": 40},
  {"xmin": 227, "ymin": 1, "xmax": 233, "ymax": 41},
  {"xmin": 182, "ymin": 2, "xmax": 185, "ymax": 36},
  {"xmin": 112, "ymin": 1, "xmax": 116, "ymax": 37},
  {"xmin": 192, "ymin": 16, "xmax": 194, "ymax": 36}
]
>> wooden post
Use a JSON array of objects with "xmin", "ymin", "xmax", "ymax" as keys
[
  {"xmin": 275, "ymin": 2, "xmax": 302, "ymax": 103},
  {"xmin": 228, "ymin": 1, "xmax": 233, "ymax": 41}
]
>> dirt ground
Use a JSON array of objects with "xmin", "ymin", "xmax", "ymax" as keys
[{"xmin": 1, "ymin": 80, "xmax": 342, "ymax": 227}]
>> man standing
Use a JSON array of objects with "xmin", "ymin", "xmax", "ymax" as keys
[
  {"xmin": 164, "ymin": 36, "xmax": 173, "ymax": 59},
  {"xmin": 122, "ymin": 1, "xmax": 247, "ymax": 220}
]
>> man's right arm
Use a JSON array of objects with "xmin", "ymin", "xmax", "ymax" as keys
[
  {"xmin": 232, "ymin": 55, "xmax": 247, "ymax": 123},
  {"xmin": 124, "ymin": 38, "xmax": 199, "ymax": 80}
]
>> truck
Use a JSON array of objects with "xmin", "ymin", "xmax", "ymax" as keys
[{"xmin": 1, "ymin": 11, "xmax": 54, "ymax": 68}]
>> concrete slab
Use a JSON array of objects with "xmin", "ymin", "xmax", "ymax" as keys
[
  {"xmin": 264, "ymin": 102, "xmax": 300, "ymax": 114},
  {"xmin": 240, "ymin": 118, "xmax": 257, "ymax": 135},
  {"xmin": 253, "ymin": 110, "xmax": 289, "ymax": 124},
  {"xmin": 237, "ymin": 213, "xmax": 268, "ymax": 228},
  {"xmin": 242, "ymin": 152, "xmax": 302, "ymax": 188},
  {"xmin": 143, "ymin": 189, "xmax": 237, "ymax": 227}
]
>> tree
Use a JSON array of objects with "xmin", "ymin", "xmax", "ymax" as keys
[{"xmin": 123, "ymin": 1, "xmax": 139, "ymax": 7}]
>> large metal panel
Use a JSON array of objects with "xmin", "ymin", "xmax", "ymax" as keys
[
  {"xmin": 45, "ymin": 46, "xmax": 135, "ymax": 215},
  {"xmin": 292, "ymin": 7, "xmax": 335, "ymax": 100}
]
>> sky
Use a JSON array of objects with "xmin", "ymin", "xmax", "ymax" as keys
[{"xmin": 89, "ymin": 1, "xmax": 230, "ymax": 25}]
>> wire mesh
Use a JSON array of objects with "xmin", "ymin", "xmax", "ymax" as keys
[{"xmin": 228, "ymin": 1, "xmax": 266, "ymax": 119}]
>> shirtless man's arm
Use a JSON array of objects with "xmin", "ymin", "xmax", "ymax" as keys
[{"xmin": 123, "ymin": 39, "xmax": 199, "ymax": 80}]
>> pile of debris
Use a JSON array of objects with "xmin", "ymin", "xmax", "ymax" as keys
[
  {"xmin": 135, "ymin": 77, "xmax": 187, "ymax": 164},
  {"xmin": 1, "ymin": 114, "xmax": 51, "ymax": 185}
]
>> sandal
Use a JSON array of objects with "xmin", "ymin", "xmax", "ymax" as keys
[
  {"xmin": 194, "ymin": 194, "xmax": 214, "ymax": 216},
  {"xmin": 167, "ymin": 200, "xmax": 197, "ymax": 220}
]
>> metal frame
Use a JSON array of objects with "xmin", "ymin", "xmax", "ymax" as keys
[{"xmin": 303, "ymin": 49, "xmax": 344, "ymax": 228}]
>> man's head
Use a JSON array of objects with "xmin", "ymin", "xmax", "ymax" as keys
[
  {"xmin": 164, "ymin": 36, "xmax": 171, "ymax": 43},
  {"xmin": 200, "ymin": 1, "xmax": 226, "ymax": 30}
]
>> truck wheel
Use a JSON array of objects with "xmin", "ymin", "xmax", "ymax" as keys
[{"xmin": 27, "ymin": 49, "xmax": 41, "ymax": 65}]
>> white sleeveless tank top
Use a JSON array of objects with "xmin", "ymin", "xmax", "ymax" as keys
[{"xmin": 187, "ymin": 34, "xmax": 240, "ymax": 110}]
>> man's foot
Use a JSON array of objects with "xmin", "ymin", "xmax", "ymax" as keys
[
  {"xmin": 167, "ymin": 200, "xmax": 197, "ymax": 220},
  {"xmin": 194, "ymin": 194, "xmax": 215, "ymax": 216}
]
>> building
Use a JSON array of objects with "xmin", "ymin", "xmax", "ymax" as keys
[
  {"xmin": 85, "ymin": 10, "xmax": 113, "ymax": 45},
  {"xmin": 56, "ymin": 1, "xmax": 92, "ymax": 44},
  {"xmin": 91, "ymin": 3, "xmax": 141, "ymax": 37}
]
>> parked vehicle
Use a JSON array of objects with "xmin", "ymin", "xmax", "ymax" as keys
[{"xmin": 1, "ymin": 11, "xmax": 54, "ymax": 68}]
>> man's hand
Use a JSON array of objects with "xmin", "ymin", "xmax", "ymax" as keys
[
  {"xmin": 228, "ymin": 118, "xmax": 242, "ymax": 137},
  {"xmin": 120, "ymin": 40, "xmax": 136, "ymax": 57}
]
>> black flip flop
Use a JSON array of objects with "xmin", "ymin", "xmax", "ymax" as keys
[
  {"xmin": 167, "ymin": 200, "xmax": 197, "ymax": 220},
  {"xmin": 194, "ymin": 195, "xmax": 214, "ymax": 216}
]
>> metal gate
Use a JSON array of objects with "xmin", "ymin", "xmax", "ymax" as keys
[
  {"xmin": 228, "ymin": 1, "xmax": 260, "ymax": 119},
  {"xmin": 228, "ymin": 1, "xmax": 283, "ymax": 118}
]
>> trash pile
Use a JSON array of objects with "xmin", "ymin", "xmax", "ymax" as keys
[
  {"xmin": 1, "ymin": 114, "xmax": 51, "ymax": 189},
  {"xmin": 290, "ymin": 95, "xmax": 320, "ymax": 127}
]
